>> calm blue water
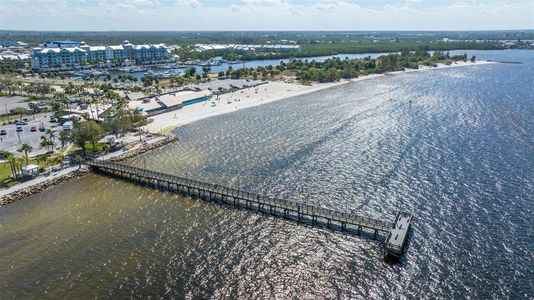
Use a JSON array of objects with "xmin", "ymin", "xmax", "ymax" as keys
[{"xmin": 1, "ymin": 50, "xmax": 532, "ymax": 299}]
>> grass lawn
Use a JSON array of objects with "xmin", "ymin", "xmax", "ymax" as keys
[
  {"xmin": 0, "ymin": 155, "xmax": 63, "ymax": 188},
  {"xmin": 0, "ymin": 161, "xmax": 20, "ymax": 187},
  {"xmin": 83, "ymin": 142, "xmax": 109, "ymax": 151}
]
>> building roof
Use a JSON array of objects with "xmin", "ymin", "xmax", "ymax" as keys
[
  {"xmin": 128, "ymin": 99, "xmax": 163, "ymax": 112},
  {"xmin": 40, "ymin": 47, "xmax": 85, "ymax": 53},
  {"xmin": 158, "ymin": 90, "xmax": 211, "ymax": 107},
  {"xmin": 125, "ymin": 92, "xmax": 147, "ymax": 101},
  {"xmin": 89, "ymin": 46, "xmax": 106, "ymax": 51},
  {"xmin": 134, "ymin": 44, "xmax": 167, "ymax": 50},
  {"xmin": 22, "ymin": 164, "xmax": 39, "ymax": 170}
]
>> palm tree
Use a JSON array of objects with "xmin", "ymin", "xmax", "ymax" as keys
[
  {"xmin": 40, "ymin": 135, "xmax": 54, "ymax": 152},
  {"xmin": 28, "ymin": 102, "xmax": 38, "ymax": 120},
  {"xmin": 58, "ymin": 93, "xmax": 70, "ymax": 112},
  {"xmin": 4, "ymin": 152, "xmax": 18, "ymax": 178},
  {"xmin": 59, "ymin": 130, "xmax": 70, "ymax": 148},
  {"xmin": 18, "ymin": 143, "xmax": 32, "ymax": 165},
  {"xmin": 12, "ymin": 157, "xmax": 24, "ymax": 178},
  {"xmin": 38, "ymin": 130, "xmax": 55, "ymax": 152},
  {"xmin": 45, "ymin": 129, "xmax": 56, "ymax": 143},
  {"xmin": 36, "ymin": 155, "xmax": 48, "ymax": 169},
  {"xmin": 115, "ymin": 97, "xmax": 127, "ymax": 117}
]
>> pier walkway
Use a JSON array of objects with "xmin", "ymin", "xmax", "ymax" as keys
[{"xmin": 88, "ymin": 160, "xmax": 411, "ymax": 257}]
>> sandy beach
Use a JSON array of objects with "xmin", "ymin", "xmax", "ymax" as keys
[{"xmin": 143, "ymin": 60, "xmax": 495, "ymax": 133}]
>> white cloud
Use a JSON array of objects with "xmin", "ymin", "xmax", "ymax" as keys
[
  {"xmin": 313, "ymin": 2, "xmax": 337, "ymax": 11},
  {"xmin": 0, "ymin": 0, "xmax": 532, "ymax": 30},
  {"xmin": 176, "ymin": 0, "xmax": 201, "ymax": 8},
  {"xmin": 129, "ymin": 0, "xmax": 161, "ymax": 5}
]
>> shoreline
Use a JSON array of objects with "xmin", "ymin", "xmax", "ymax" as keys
[
  {"xmin": 0, "ymin": 134, "xmax": 177, "ymax": 206},
  {"xmin": 0, "ymin": 60, "xmax": 494, "ymax": 206},
  {"xmin": 144, "ymin": 60, "xmax": 495, "ymax": 134}
]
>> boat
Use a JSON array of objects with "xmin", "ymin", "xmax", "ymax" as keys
[
  {"xmin": 120, "ymin": 66, "xmax": 147, "ymax": 73},
  {"xmin": 226, "ymin": 60, "xmax": 243, "ymax": 65}
]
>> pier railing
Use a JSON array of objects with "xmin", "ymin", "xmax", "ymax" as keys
[{"xmin": 87, "ymin": 160, "xmax": 394, "ymax": 235}]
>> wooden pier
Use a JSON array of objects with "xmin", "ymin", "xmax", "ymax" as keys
[
  {"xmin": 87, "ymin": 160, "xmax": 411, "ymax": 256},
  {"xmin": 384, "ymin": 212, "xmax": 412, "ymax": 259}
]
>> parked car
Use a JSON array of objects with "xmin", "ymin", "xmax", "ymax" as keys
[
  {"xmin": 16, "ymin": 120, "xmax": 27, "ymax": 126},
  {"xmin": 39, "ymin": 125, "xmax": 46, "ymax": 132},
  {"xmin": 50, "ymin": 116, "xmax": 57, "ymax": 123},
  {"xmin": 0, "ymin": 129, "xmax": 7, "ymax": 135},
  {"xmin": 16, "ymin": 126, "xmax": 23, "ymax": 132},
  {"xmin": 30, "ymin": 126, "xmax": 37, "ymax": 132}
]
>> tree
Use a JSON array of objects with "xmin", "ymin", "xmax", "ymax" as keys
[
  {"xmin": 103, "ymin": 117, "xmax": 130, "ymax": 138},
  {"xmin": 18, "ymin": 143, "xmax": 33, "ymax": 165},
  {"xmin": 45, "ymin": 129, "xmax": 56, "ymax": 146},
  {"xmin": 71, "ymin": 120, "xmax": 104, "ymax": 153},
  {"xmin": 59, "ymin": 130, "xmax": 70, "ymax": 148},
  {"xmin": 34, "ymin": 82, "xmax": 51, "ymax": 97},
  {"xmin": 3, "ymin": 152, "xmax": 19, "ymax": 178},
  {"xmin": 40, "ymin": 135, "xmax": 55, "ymax": 152},
  {"xmin": 185, "ymin": 67, "xmax": 196, "ymax": 77},
  {"xmin": 141, "ymin": 76, "xmax": 153, "ymax": 88},
  {"xmin": 36, "ymin": 155, "xmax": 48, "ymax": 169},
  {"xmin": 28, "ymin": 102, "xmax": 39, "ymax": 119}
]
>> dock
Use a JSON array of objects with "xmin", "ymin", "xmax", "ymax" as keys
[
  {"xmin": 384, "ymin": 212, "xmax": 412, "ymax": 259},
  {"xmin": 87, "ymin": 160, "xmax": 411, "ymax": 258}
]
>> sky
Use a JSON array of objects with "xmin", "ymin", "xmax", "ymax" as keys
[{"xmin": 0, "ymin": 0, "xmax": 533, "ymax": 31}]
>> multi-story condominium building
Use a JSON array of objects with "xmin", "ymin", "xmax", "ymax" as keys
[{"xmin": 31, "ymin": 40, "xmax": 169, "ymax": 71}]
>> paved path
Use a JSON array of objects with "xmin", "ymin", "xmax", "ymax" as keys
[{"xmin": 0, "ymin": 166, "xmax": 81, "ymax": 197}]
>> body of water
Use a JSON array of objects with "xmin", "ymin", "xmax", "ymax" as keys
[
  {"xmin": 107, "ymin": 52, "xmax": 391, "ymax": 81},
  {"xmin": 1, "ymin": 50, "xmax": 533, "ymax": 299}
]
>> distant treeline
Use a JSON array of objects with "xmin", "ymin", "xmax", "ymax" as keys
[
  {"xmin": 235, "ymin": 42, "xmax": 503, "ymax": 61},
  {"xmin": 215, "ymin": 50, "xmax": 474, "ymax": 83},
  {"xmin": 172, "ymin": 41, "xmax": 504, "ymax": 62},
  {"xmin": 1, "ymin": 30, "xmax": 533, "ymax": 46}
]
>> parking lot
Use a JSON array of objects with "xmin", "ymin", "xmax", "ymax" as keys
[
  {"xmin": 0, "ymin": 113, "xmax": 64, "ymax": 156},
  {"xmin": 0, "ymin": 96, "xmax": 30, "ymax": 115}
]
